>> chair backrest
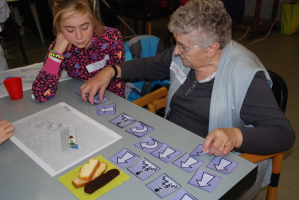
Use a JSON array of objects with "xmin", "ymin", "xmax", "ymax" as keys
[
  {"xmin": 268, "ymin": 70, "xmax": 288, "ymax": 113},
  {"xmin": 124, "ymin": 35, "xmax": 165, "ymax": 61},
  {"xmin": 124, "ymin": 35, "xmax": 169, "ymax": 102}
]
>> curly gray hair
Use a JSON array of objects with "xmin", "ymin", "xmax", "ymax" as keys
[{"xmin": 168, "ymin": 0, "xmax": 232, "ymax": 49}]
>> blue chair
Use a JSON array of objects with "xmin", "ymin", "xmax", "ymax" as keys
[{"xmin": 124, "ymin": 35, "xmax": 169, "ymax": 102}]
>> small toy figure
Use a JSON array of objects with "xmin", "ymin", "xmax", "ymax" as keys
[
  {"xmin": 69, "ymin": 136, "xmax": 76, "ymax": 146},
  {"xmin": 69, "ymin": 136, "xmax": 78, "ymax": 149}
]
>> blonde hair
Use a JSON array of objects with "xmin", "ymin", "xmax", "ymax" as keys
[
  {"xmin": 49, "ymin": 0, "xmax": 103, "ymax": 37},
  {"xmin": 168, "ymin": 0, "xmax": 231, "ymax": 49}
]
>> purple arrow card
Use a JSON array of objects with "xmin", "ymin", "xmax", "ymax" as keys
[
  {"xmin": 127, "ymin": 158, "xmax": 160, "ymax": 181},
  {"xmin": 190, "ymin": 144, "xmax": 209, "ymax": 156},
  {"xmin": 75, "ymin": 92, "xmax": 110, "ymax": 105},
  {"xmin": 151, "ymin": 144, "xmax": 181, "ymax": 163},
  {"xmin": 109, "ymin": 113, "xmax": 136, "ymax": 128},
  {"xmin": 93, "ymin": 95, "xmax": 109, "ymax": 104},
  {"xmin": 167, "ymin": 189, "xmax": 198, "ymax": 200},
  {"xmin": 206, "ymin": 156, "xmax": 238, "ymax": 174},
  {"xmin": 109, "ymin": 148, "xmax": 140, "ymax": 168},
  {"xmin": 97, "ymin": 104, "xmax": 116, "ymax": 115},
  {"xmin": 172, "ymin": 153, "xmax": 204, "ymax": 173},
  {"xmin": 188, "ymin": 169, "xmax": 221, "ymax": 193},
  {"xmin": 146, "ymin": 173, "xmax": 181, "ymax": 198},
  {"xmin": 134, "ymin": 136, "xmax": 163, "ymax": 153},
  {"xmin": 126, "ymin": 121, "xmax": 154, "ymax": 137}
]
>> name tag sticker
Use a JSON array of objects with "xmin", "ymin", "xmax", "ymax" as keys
[
  {"xmin": 86, "ymin": 54, "xmax": 110, "ymax": 73},
  {"xmin": 170, "ymin": 62, "xmax": 187, "ymax": 84}
]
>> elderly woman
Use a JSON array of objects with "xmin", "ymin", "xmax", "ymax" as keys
[{"xmin": 81, "ymin": 0, "xmax": 295, "ymax": 198}]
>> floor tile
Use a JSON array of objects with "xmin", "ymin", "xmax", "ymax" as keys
[
  {"xmin": 261, "ymin": 32, "xmax": 290, "ymax": 44},
  {"xmin": 291, "ymin": 71, "xmax": 299, "ymax": 80},
  {"xmin": 285, "ymin": 109, "xmax": 299, "ymax": 132},
  {"xmin": 271, "ymin": 40, "xmax": 299, "ymax": 55},
  {"xmin": 267, "ymin": 62, "xmax": 299, "ymax": 79},
  {"xmin": 275, "ymin": 183, "xmax": 299, "ymax": 200},
  {"xmin": 286, "ymin": 91, "xmax": 299, "ymax": 111},
  {"xmin": 289, "ymin": 146, "xmax": 299, "ymax": 159},
  {"xmin": 281, "ymin": 51, "xmax": 299, "ymax": 66},
  {"xmin": 246, "ymin": 42, "xmax": 272, "ymax": 55},
  {"xmin": 254, "ymin": 183, "xmax": 299, "ymax": 200},
  {"xmin": 255, "ymin": 50, "xmax": 290, "ymax": 68},
  {"xmin": 291, "ymin": 102, "xmax": 299, "ymax": 112},
  {"xmin": 236, "ymin": 29, "xmax": 275, "ymax": 48},
  {"xmin": 285, "ymin": 131, "xmax": 299, "ymax": 156},
  {"xmin": 253, "ymin": 187, "xmax": 267, "ymax": 200},
  {"xmin": 279, "ymin": 155, "xmax": 299, "ymax": 193},
  {"xmin": 286, "ymin": 77, "xmax": 299, "ymax": 94}
]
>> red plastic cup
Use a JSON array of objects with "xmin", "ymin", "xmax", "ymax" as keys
[{"xmin": 3, "ymin": 77, "xmax": 23, "ymax": 100}]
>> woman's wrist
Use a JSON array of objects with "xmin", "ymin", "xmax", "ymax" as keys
[
  {"xmin": 109, "ymin": 65, "xmax": 118, "ymax": 79},
  {"xmin": 231, "ymin": 127, "xmax": 243, "ymax": 148},
  {"xmin": 106, "ymin": 65, "xmax": 121, "ymax": 79}
]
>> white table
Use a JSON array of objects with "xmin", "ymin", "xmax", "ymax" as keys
[{"xmin": 0, "ymin": 78, "xmax": 257, "ymax": 199}]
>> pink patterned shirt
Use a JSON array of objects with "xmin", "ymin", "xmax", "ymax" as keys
[{"xmin": 32, "ymin": 27, "xmax": 125, "ymax": 102}]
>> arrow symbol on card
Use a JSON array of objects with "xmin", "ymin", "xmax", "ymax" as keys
[
  {"xmin": 181, "ymin": 156, "xmax": 198, "ymax": 168},
  {"xmin": 117, "ymin": 152, "xmax": 134, "ymax": 163},
  {"xmin": 131, "ymin": 125, "xmax": 148, "ymax": 133},
  {"xmin": 197, "ymin": 172, "xmax": 214, "ymax": 187},
  {"xmin": 181, "ymin": 194, "xmax": 194, "ymax": 200},
  {"xmin": 159, "ymin": 147, "xmax": 175, "ymax": 158},
  {"xmin": 140, "ymin": 139, "xmax": 159, "ymax": 149},
  {"xmin": 99, "ymin": 106, "xmax": 114, "ymax": 113},
  {"xmin": 215, "ymin": 158, "xmax": 231, "ymax": 170}
]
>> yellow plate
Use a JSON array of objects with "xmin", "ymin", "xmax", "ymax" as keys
[{"xmin": 58, "ymin": 155, "xmax": 130, "ymax": 200}]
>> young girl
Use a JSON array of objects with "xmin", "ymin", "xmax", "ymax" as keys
[{"xmin": 32, "ymin": 0, "xmax": 125, "ymax": 102}]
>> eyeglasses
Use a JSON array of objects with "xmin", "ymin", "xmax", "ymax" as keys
[{"xmin": 176, "ymin": 42, "xmax": 198, "ymax": 53}]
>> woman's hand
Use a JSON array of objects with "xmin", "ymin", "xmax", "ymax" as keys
[
  {"xmin": 0, "ymin": 120, "xmax": 14, "ymax": 145},
  {"xmin": 202, "ymin": 128, "xmax": 243, "ymax": 157},
  {"xmin": 80, "ymin": 66, "xmax": 115, "ymax": 105},
  {"xmin": 53, "ymin": 32, "xmax": 71, "ymax": 53}
]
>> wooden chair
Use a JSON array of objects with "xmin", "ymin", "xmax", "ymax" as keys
[
  {"xmin": 132, "ymin": 85, "xmax": 168, "ymax": 108},
  {"xmin": 132, "ymin": 70, "xmax": 288, "ymax": 200}
]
